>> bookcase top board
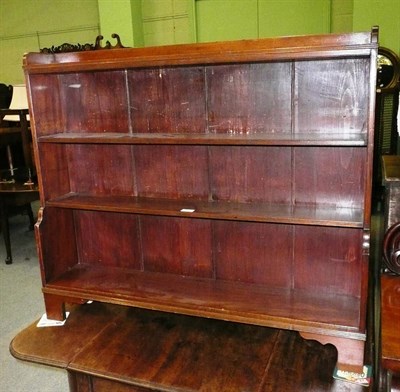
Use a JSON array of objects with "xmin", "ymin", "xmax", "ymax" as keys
[{"xmin": 23, "ymin": 29, "xmax": 378, "ymax": 73}]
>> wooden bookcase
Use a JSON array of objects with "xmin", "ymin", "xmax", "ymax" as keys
[{"xmin": 24, "ymin": 29, "xmax": 378, "ymax": 372}]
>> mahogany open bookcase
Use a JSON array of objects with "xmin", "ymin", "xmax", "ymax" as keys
[{"xmin": 24, "ymin": 28, "xmax": 378, "ymax": 373}]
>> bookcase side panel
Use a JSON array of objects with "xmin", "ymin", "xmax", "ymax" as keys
[
  {"xmin": 214, "ymin": 221, "xmax": 293, "ymax": 287},
  {"xmin": 294, "ymin": 58, "xmax": 370, "ymax": 134},
  {"xmin": 206, "ymin": 63, "xmax": 292, "ymax": 134},
  {"xmin": 66, "ymin": 145, "xmax": 136, "ymax": 196},
  {"xmin": 74, "ymin": 210, "xmax": 142, "ymax": 270},
  {"xmin": 209, "ymin": 146, "xmax": 292, "ymax": 203},
  {"xmin": 36, "ymin": 207, "xmax": 78, "ymax": 282},
  {"xmin": 128, "ymin": 67, "xmax": 207, "ymax": 133},
  {"xmin": 58, "ymin": 71, "xmax": 130, "ymax": 133},
  {"xmin": 140, "ymin": 216, "xmax": 213, "ymax": 278},
  {"xmin": 134, "ymin": 145, "xmax": 209, "ymax": 200}
]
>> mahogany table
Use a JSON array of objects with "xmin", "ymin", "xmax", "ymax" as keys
[{"xmin": 10, "ymin": 302, "xmax": 372, "ymax": 392}]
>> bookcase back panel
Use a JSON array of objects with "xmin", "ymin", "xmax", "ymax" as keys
[
  {"xmin": 294, "ymin": 226, "xmax": 363, "ymax": 297},
  {"xmin": 66, "ymin": 145, "xmax": 135, "ymax": 196},
  {"xmin": 29, "ymin": 72, "xmax": 130, "ymax": 134},
  {"xmin": 214, "ymin": 221, "xmax": 293, "ymax": 287},
  {"xmin": 58, "ymin": 71, "xmax": 129, "ymax": 133},
  {"xmin": 140, "ymin": 216, "xmax": 213, "ymax": 278},
  {"xmin": 206, "ymin": 63, "xmax": 292, "ymax": 134},
  {"xmin": 294, "ymin": 58, "xmax": 370, "ymax": 134},
  {"xmin": 75, "ymin": 211, "xmax": 142, "ymax": 269},
  {"xmin": 134, "ymin": 145, "xmax": 209, "ymax": 200},
  {"xmin": 294, "ymin": 147, "xmax": 366, "ymax": 208},
  {"xmin": 128, "ymin": 67, "xmax": 206, "ymax": 133},
  {"xmin": 209, "ymin": 146, "xmax": 292, "ymax": 203}
]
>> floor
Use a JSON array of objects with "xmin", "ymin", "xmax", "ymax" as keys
[{"xmin": 0, "ymin": 203, "xmax": 68, "ymax": 392}]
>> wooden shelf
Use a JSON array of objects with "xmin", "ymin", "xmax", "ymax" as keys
[
  {"xmin": 38, "ymin": 132, "xmax": 368, "ymax": 147},
  {"xmin": 43, "ymin": 263, "xmax": 364, "ymax": 339},
  {"xmin": 47, "ymin": 193, "xmax": 364, "ymax": 228}
]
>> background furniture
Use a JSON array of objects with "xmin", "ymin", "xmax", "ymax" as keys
[
  {"xmin": 0, "ymin": 182, "xmax": 38, "ymax": 264},
  {"xmin": 10, "ymin": 302, "xmax": 372, "ymax": 391},
  {"xmin": 24, "ymin": 29, "xmax": 377, "ymax": 373},
  {"xmin": 373, "ymin": 48, "xmax": 400, "ymax": 206},
  {"xmin": 380, "ymin": 222, "xmax": 400, "ymax": 391},
  {"xmin": 379, "ymin": 156, "xmax": 400, "ymax": 391},
  {"xmin": 0, "ymin": 85, "xmax": 39, "ymax": 264},
  {"xmin": 382, "ymin": 155, "xmax": 400, "ymax": 233},
  {"xmin": 0, "ymin": 83, "xmax": 12, "ymax": 109}
]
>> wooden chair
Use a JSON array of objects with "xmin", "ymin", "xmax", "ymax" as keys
[{"xmin": 0, "ymin": 85, "xmax": 39, "ymax": 264}]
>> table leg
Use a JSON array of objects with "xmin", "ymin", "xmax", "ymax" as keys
[{"xmin": 0, "ymin": 197, "xmax": 12, "ymax": 264}]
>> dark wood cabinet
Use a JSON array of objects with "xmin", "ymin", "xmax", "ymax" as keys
[{"xmin": 24, "ymin": 29, "xmax": 378, "ymax": 373}]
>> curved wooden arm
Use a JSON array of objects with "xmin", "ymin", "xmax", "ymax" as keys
[{"xmin": 383, "ymin": 222, "xmax": 400, "ymax": 275}]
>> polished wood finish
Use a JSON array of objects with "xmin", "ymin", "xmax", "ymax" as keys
[
  {"xmin": 382, "ymin": 222, "xmax": 400, "ymax": 275},
  {"xmin": 381, "ymin": 275, "xmax": 400, "ymax": 374},
  {"xmin": 382, "ymin": 155, "xmax": 400, "ymax": 232},
  {"xmin": 381, "ymin": 274, "xmax": 400, "ymax": 391},
  {"xmin": 24, "ymin": 30, "xmax": 378, "ymax": 372},
  {"xmin": 10, "ymin": 302, "xmax": 373, "ymax": 391}
]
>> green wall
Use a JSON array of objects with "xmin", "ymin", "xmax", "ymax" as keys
[
  {"xmin": 353, "ymin": 0, "xmax": 400, "ymax": 55},
  {"xmin": 195, "ymin": 0, "xmax": 258, "ymax": 42},
  {"xmin": 195, "ymin": 0, "xmax": 331, "ymax": 42},
  {"xmin": 0, "ymin": 0, "xmax": 99, "ymax": 84},
  {"xmin": 1, "ymin": 0, "xmax": 399, "ymax": 85},
  {"xmin": 98, "ymin": 0, "xmax": 142, "ymax": 47}
]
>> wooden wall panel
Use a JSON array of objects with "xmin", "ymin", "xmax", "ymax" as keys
[
  {"xmin": 214, "ymin": 221, "xmax": 293, "ymax": 287},
  {"xmin": 75, "ymin": 211, "xmax": 141, "ymax": 269},
  {"xmin": 294, "ymin": 226, "xmax": 363, "ymax": 296},
  {"xmin": 209, "ymin": 146, "xmax": 292, "ymax": 203},
  {"xmin": 206, "ymin": 63, "xmax": 292, "ymax": 133},
  {"xmin": 294, "ymin": 58, "xmax": 369, "ymax": 133},
  {"xmin": 28, "ymin": 74, "xmax": 64, "ymax": 136},
  {"xmin": 67, "ymin": 145, "xmax": 135, "ymax": 196},
  {"xmin": 140, "ymin": 216, "xmax": 213, "ymax": 278},
  {"xmin": 58, "ymin": 71, "xmax": 129, "ymax": 132},
  {"xmin": 294, "ymin": 147, "xmax": 366, "ymax": 208},
  {"xmin": 38, "ymin": 144, "xmax": 71, "ymax": 201},
  {"xmin": 134, "ymin": 145, "xmax": 209, "ymax": 199},
  {"xmin": 128, "ymin": 67, "xmax": 206, "ymax": 133}
]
